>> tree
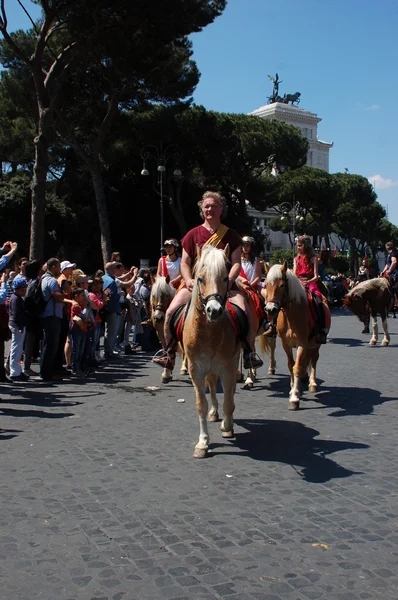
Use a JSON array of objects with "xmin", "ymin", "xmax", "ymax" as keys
[
  {"xmin": 0, "ymin": 0, "xmax": 226, "ymax": 260},
  {"xmin": 114, "ymin": 106, "xmax": 308, "ymax": 241},
  {"xmin": 266, "ymin": 166, "xmax": 338, "ymax": 247},
  {"xmin": 332, "ymin": 173, "xmax": 377, "ymax": 274}
]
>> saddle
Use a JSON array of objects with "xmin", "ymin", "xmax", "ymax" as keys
[
  {"xmin": 169, "ymin": 300, "xmax": 249, "ymax": 345},
  {"xmin": 245, "ymin": 288, "xmax": 265, "ymax": 325},
  {"xmin": 306, "ymin": 291, "xmax": 331, "ymax": 338},
  {"xmin": 170, "ymin": 302, "xmax": 190, "ymax": 344}
]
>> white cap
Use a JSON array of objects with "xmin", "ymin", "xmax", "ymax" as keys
[{"xmin": 61, "ymin": 260, "xmax": 77, "ymax": 272}]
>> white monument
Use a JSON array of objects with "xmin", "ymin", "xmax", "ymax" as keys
[
  {"xmin": 248, "ymin": 102, "xmax": 333, "ymax": 172},
  {"xmin": 245, "ymin": 89, "xmax": 333, "ymax": 257}
]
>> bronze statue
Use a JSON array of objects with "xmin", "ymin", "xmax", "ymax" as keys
[
  {"xmin": 267, "ymin": 73, "xmax": 301, "ymax": 106},
  {"xmin": 267, "ymin": 73, "xmax": 283, "ymax": 104}
]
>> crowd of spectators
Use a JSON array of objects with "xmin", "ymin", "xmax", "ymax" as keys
[
  {"xmin": 0, "ymin": 237, "xmax": 397, "ymax": 384},
  {"xmin": 0, "ymin": 242, "xmax": 157, "ymax": 383}
]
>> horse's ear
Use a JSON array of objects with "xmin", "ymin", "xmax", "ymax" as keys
[
  {"xmin": 281, "ymin": 260, "xmax": 288, "ymax": 273},
  {"xmin": 223, "ymin": 243, "xmax": 230, "ymax": 260},
  {"xmin": 196, "ymin": 244, "xmax": 202, "ymax": 261},
  {"xmin": 264, "ymin": 262, "xmax": 270, "ymax": 273}
]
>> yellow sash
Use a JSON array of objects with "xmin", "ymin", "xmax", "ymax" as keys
[
  {"xmin": 204, "ymin": 224, "xmax": 229, "ymax": 249},
  {"xmin": 175, "ymin": 224, "xmax": 230, "ymax": 294}
]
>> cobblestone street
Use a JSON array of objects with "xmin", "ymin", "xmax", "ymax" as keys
[{"xmin": 1, "ymin": 310, "xmax": 398, "ymax": 600}]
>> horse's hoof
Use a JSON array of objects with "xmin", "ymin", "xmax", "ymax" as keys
[
  {"xmin": 268, "ymin": 369, "xmax": 275, "ymax": 375},
  {"xmin": 236, "ymin": 372, "xmax": 244, "ymax": 383},
  {"xmin": 180, "ymin": 369, "xmax": 188, "ymax": 376},
  {"xmin": 243, "ymin": 382, "xmax": 253, "ymax": 390},
  {"xmin": 288, "ymin": 401, "xmax": 300, "ymax": 411},
  {"xmin": 309, "ymin": 385, "xmax": 317, "ymax": 393},
  {"xmin": 162, "ymin": 376, "xmax": 173, "ymax": 384},
  {"xmin": 193, "ymin": 447, "xmax": 208, "ymax": 459},
  {"xmin": 221, "ymin": 429, "xmax": 234, "ymax": 438},
  {"xmin": 381, "ymin": 341, "xmax": 389, "ymax": 347},
  {"xmin": 369, "ymin": 340, "xmax": 377, "ymax": 346},
  {"xmin": 208, "ymin": 411, "xmax": 219, "ymax": 422}
]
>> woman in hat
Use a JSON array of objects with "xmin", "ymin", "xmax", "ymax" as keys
[
  {"xmin": 240, "ymin": 236, "xmax": 263, "ymax": 289},
  {"xmin": 156, "ymin": 238, "xmax": 182, "ymax": 289}
]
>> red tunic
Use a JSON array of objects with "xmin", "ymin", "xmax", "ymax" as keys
[
  {"xmin": 181, "ymin": 225, "xmax": 242, "ymax": 261},
  {"xmin": 294, "ymin": 255, "xmax": 323, "ymax": 297}
]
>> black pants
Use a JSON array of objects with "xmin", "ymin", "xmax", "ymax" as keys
[
  {"xmin": 54, "ymin": 316, "xmax": 70, "ymax": 371},
  {"xmin": 40, "ymin": 316, "xmax": 62, "ymax": 380}
]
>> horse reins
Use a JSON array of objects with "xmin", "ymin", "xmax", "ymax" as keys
[{"xmin": 196, "ymin": 286, "xmax": 229, "ymax": 314}]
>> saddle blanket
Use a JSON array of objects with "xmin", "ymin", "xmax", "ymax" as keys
[{"xmin": 307, "ymin": 292, "xmax": 331, "ymax": 332}]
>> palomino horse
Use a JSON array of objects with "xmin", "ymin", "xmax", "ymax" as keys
[
  {"xmin": 261, "ymin": 262, "xmax": 326, "ymax": 410},
  {"xmin": 344, "ymin": 278, "xmax": 391, "ymax": 346},
  {"xmin": 150, "ymin": 277, "xmax": 176, "ymax": 383},
  {"xmin": 183, "ymin": 245, "xmax": 241, "ymax": 458}
]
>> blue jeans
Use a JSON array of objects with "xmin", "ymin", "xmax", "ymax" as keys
[
  {"xmin": 9, "ymin": 324, "xmax": 26, "ymax": 377},
  {"xmin": 71, "ymin": 327, "xmax": 86, "ymax": 373},
  {"xmin": 40, "ymin": 316, "xmax": 62, "ymax": 380}
]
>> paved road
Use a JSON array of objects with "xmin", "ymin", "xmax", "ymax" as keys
[{"xmin": 0, "ymin": 310, "xmax": 398, "ymax": 600}]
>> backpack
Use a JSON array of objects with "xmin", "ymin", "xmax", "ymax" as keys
[{"xmin": 24, "ymin": 276, "xmax": 49, "ymax": 317}]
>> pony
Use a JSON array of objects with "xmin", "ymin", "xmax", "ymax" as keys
[
  {"xmin": 344, "ymin": 278, "xmax": 392, "ymax": 346},
  {"xmin": 235, "ymin": 280, "xmax": 276, "ymax": 389},
  {"xmin": 150, "ymin": 276, "xmax": 176, "ymax": 383},
  {"xmin": 260, "ymin": 262, "xmax": 327, "ymax": 410},
  {"xmin": 183, "ymin": 245, "xmax": 241, "ymax": 458}
]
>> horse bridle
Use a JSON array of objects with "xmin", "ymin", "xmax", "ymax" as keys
[
  {"xmin": 266, "ymin": 273, "xmax": 289, "ymax": 315},
  {"xmin": 196, "ymin": 285, "xmax": 228, "ymax": 314},
  {"xmin": 153, "ymin": 302, "xmax": 166, "ymax": 314}
]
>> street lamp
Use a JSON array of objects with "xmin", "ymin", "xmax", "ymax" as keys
[
  {"xmin": 280, "ymin": 201, "xmax": 304, "ymax": 251},
  {"xmin": 140, "ymin": 142, "xmax": 182, "ymax": 250}
]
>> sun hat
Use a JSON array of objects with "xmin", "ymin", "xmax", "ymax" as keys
[
  {"xmin": 242, "ymin": 236, "xmax": 255, "ymax": 244},
  {"xmin": 76, "ymin": 274, "xmax": 90, "ymax": 284},
  {"xmin": 61, "ymin": 260, "xmax": 77, "ymax": 272},
  {"xmin": 12, "ymin": 276, "xmax": 28, "ymax": 290}
]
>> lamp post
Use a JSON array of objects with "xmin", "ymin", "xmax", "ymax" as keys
[
  {"xmin": 140, "ymin": 143, "xmax": 182, "ymax": 251},
  {"xmin": 280, "ymin": 201, "xmax": 303, "ymax": 252}
]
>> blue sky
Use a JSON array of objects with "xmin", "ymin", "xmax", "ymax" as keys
[{"xmin": 5, "ymin": 0, "xmax": 398, "ymax": 226}]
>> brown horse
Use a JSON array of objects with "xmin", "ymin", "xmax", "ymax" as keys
[
  {"xmin": 344, "ymin": 278, "xmax": 391, "ymax": 346},
  {"xmin": 150, "ymin": 277, "xmax": 176, "ymax": 383},
  {"xmin": 183, "ymin": 245, "xmax": 241, "ymax": 458},
  {"xmin": 260, "ymin": 262, "xmax": 326, "ymax": 410}
]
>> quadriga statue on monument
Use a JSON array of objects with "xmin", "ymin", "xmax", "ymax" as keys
[{"xmin": 282, "ymin": 92, "xmax": 301, "ymax": 105}]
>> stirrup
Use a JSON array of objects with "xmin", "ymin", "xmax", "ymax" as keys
[
  {"xmin": 243, "ymin": 351, "xmax": 264, "ymax": 370},
  {"xmin": 152, "ymin": 349, "xmax": 175, "ymax": 370}
]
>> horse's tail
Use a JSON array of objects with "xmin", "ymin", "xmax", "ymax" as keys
[{"xmin": 258, "ymin": 334, "xmax": 276, "ymax": 362}]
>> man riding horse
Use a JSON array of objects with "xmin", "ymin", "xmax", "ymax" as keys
[{"xmin": 152, "ymin": 191, "xmax": 264, "ymax": 371}]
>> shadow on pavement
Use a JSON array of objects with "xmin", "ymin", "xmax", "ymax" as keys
[
  {"xmin": 213, "ymin": 418, "xmax": 367, "ymax": 484},
  {"xmin": 0, "ymin": 427, "xmax": 22, "ymax": 441},
  {"xmin": 0, "ymin": 406, "xmax": 75, "ymax": 419},
  {"xmin": 329, "ymin": 337, "xmax": 365, "ymax": 347},
  {"xmin": 308, "ymin": 385, "xmax": 397, "ymax": 417}
]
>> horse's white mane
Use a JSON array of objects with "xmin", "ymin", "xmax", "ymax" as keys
[
  {"xmin": 187, "ymin": 246, "xmax": 228, "ymax": 319},
  {"xmin": 267, "ymin": 264, "xmax": 307, "ymax": 303},
  {"xmin": 150, "ymin": 276, "xmax": 174, "ymax": 301},
  {"xmin": 347, "ymin": 277, "xmax": 389, "ymax": 297}
]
